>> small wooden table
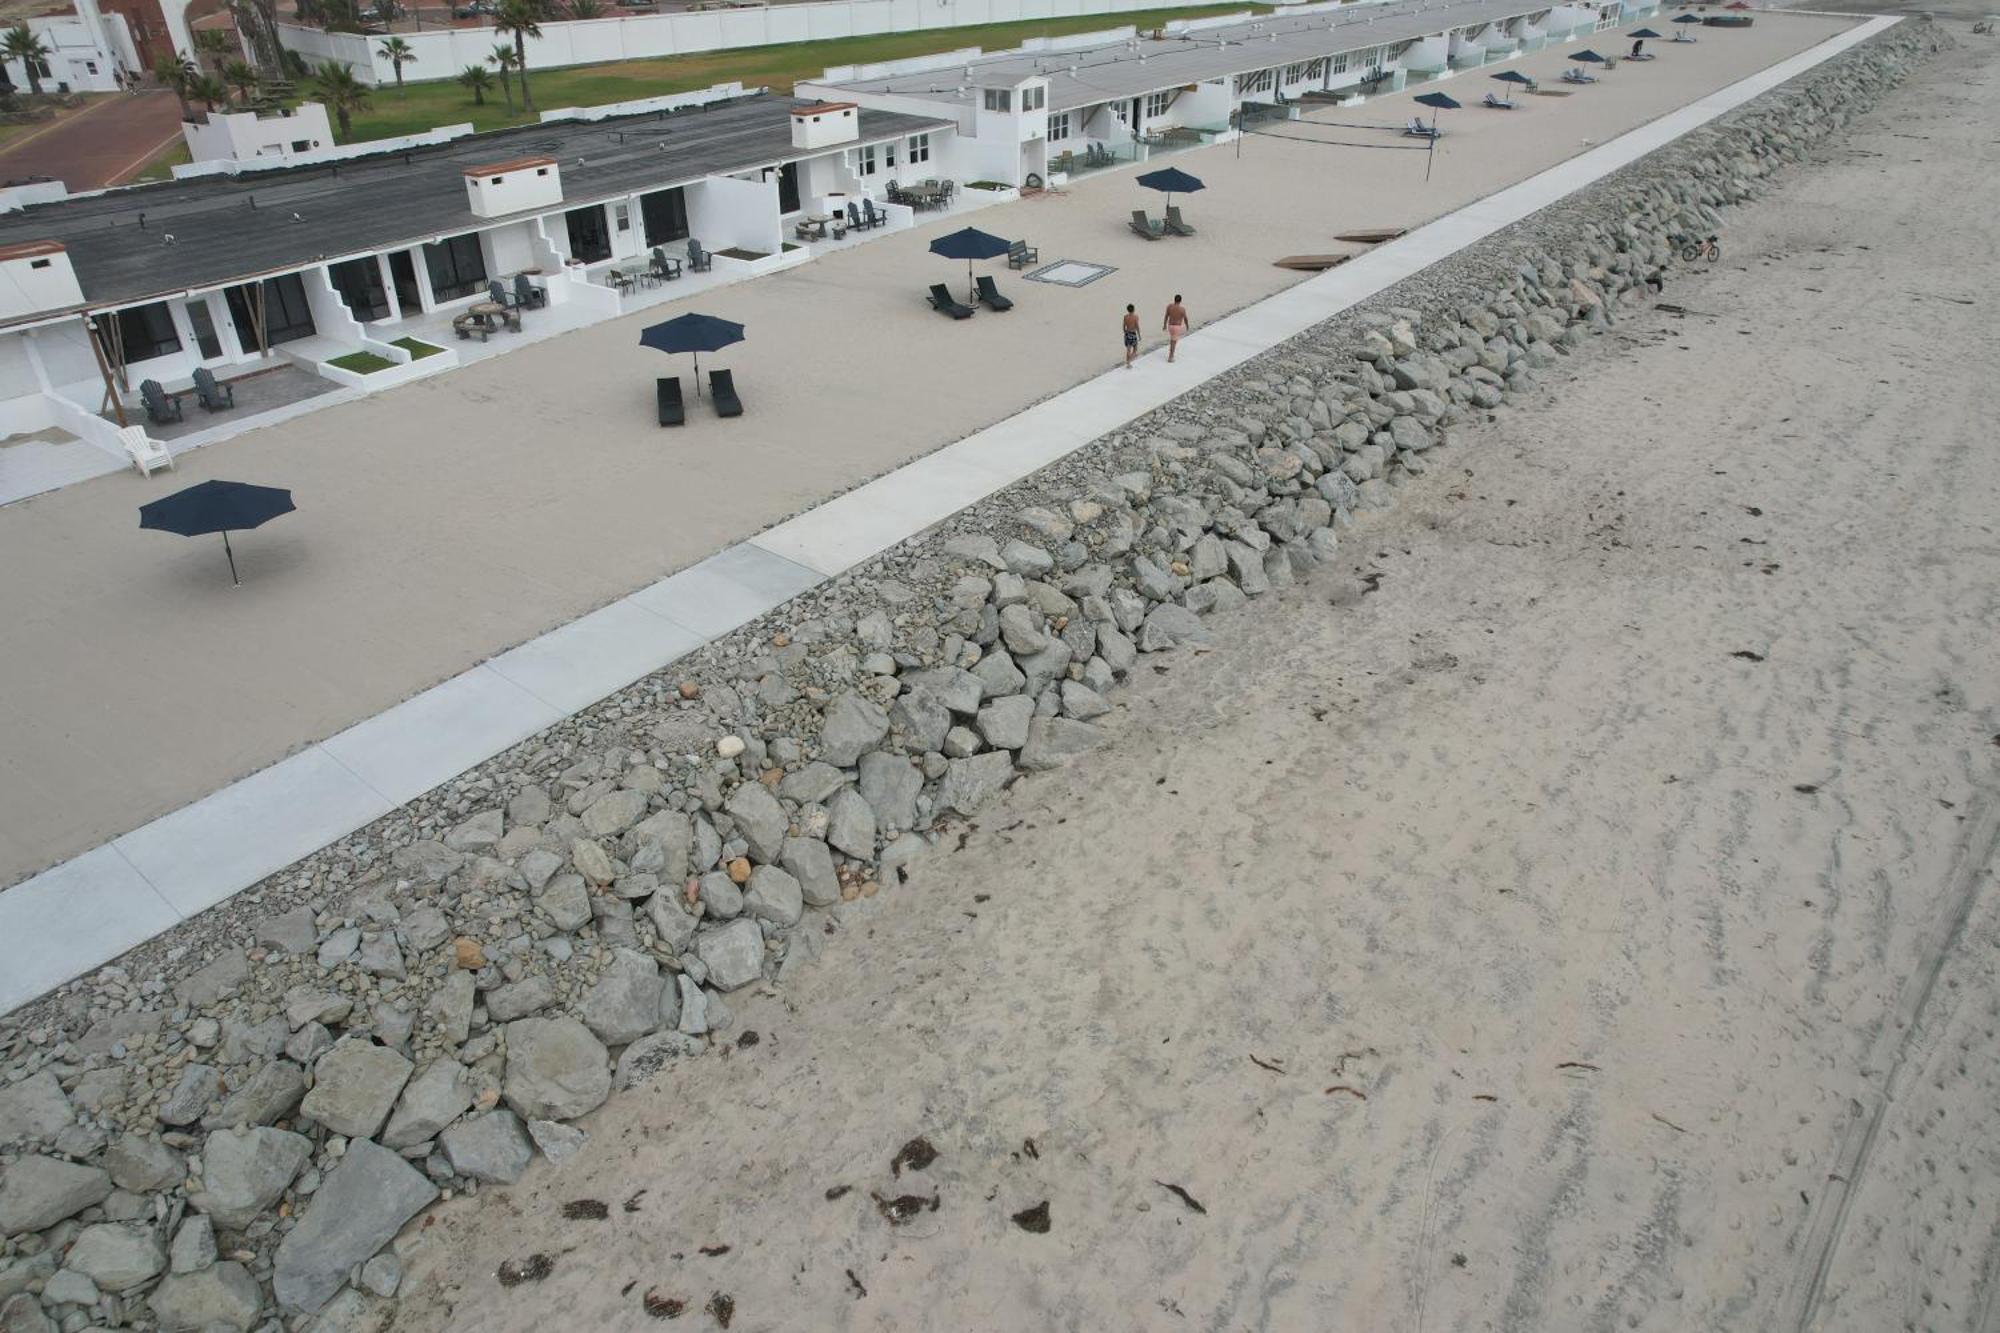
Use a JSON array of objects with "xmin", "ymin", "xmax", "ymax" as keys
[{"xmin": 468, "ymin": 301, "xmax": 520, "ymax": 331}]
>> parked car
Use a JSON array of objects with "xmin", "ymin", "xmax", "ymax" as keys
[{"xmin": 451, "ymin": 0, "xmax": 496, "ymax": 17}]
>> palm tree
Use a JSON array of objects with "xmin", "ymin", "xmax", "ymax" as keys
[
  {"xmin": 1, "ymin": 26, "xmax": 51, "ymax": 96},
  {"xmin": 222, "ymin": 58, "xmax": 260, "ymax": 104},
  {"xmin": 189, "ymin": 72, "xmax": 230, "ymax": 112},
  {"xmin": 456, "ymin": 62, "xmax": 493, "ymax": 105},
  {"xmin": 193, "ymin": 27, "xmax": 234, "ymax": 71},
  {"xmin": 496, "ymin": 0, "xmax": 540, "ymax": 113},
  {"xmin": 377, "ymin": 35, "xmax": 414, "ymax": 92},
  {"xmin": 309, "ymin": 59, "xmax": 371, "ymax": 140},
  {"xmin": 566, "ymin": 0, "xmax": 603, "ymax": 17},
  {"xmin": 153, "ymin": 50, "xmax": 197, "ymax": 118},
  {"xmin": 488, "ymin": 43, "xmax": 517, "ymax": 114}
]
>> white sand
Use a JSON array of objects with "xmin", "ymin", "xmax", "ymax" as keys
[
  {"xmin": 0, "ymin": 15, "xmax": 1855, "ymax": 887},
  {"xmin": 382, "ymin": 33, "xmax": 2000, "ymax": 1333}
]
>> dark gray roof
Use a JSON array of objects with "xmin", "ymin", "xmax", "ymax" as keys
[
  {"xmin": 828, "ymin": 0, "xmax": 1556, "ymax": 111},
  {"xmin": 0, "ymin": 93, "xmax": 944, "ymax": 325}
]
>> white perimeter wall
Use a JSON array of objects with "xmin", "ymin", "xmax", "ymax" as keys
[
  {"xmin": 280, "ymin": 0, "xmax": 1258, "ymax": 86},
  {"xmin": 686, "ymin": 174, "xmax": 780, "ymax": 255}
]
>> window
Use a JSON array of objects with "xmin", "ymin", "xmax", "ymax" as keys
[
  {"xmin": 291, "ymin": 139, "xmax": 310, "ymax": 152},
  {"xmin": 1022, "ymin": 85, "xmax": 1045, "ymax": 111},
  {"xmin": 640, "ymin": 186, "xmax": 689, "ymax": 245},
  {"xmin": 907, "ymin": 133, "xmax": 929, "ymax": 164},
  {"xmin": 329, "ymin": 257, "xmax": 389, "ymax": 323},
  {"xmin": 85, "ymin": 61, "xmax": 97, "ymax": 74},
  {"xmin": 112, "ymin": 302, "xmax": 181, "ymax": 364},
  {"xmin": 982, "ymin": 88, "xmax": 1011, "ymax": 112},
  {"xmin": 536, "ymin": 167, "xmax": 549, "ymax": 176},
  {"xmin": 223, "ymin": 275, "xmax": 315, "ymax": 350},
  {"xmin": 614, "ymin": 203, "xmax": 631, "ymax": 233},
  {"xmin": 855, "ymin": 144, "xmax": 877, "ymax": 176},
  {"xmin": 1282, "ymin": 62, "xmax": 1305, "ymax": 84},
  {"xmin": 1047, "ymin": 111, "xmax": 1070, "ymax": 140},
  {"xmin": 28, "ymin": 257, "xmax": 49, "ymax": 270},
  {"xmin": 884, "ymin": 139, "xmax": 897, "ymax": 169},
  {"xmin": 1332, "ymin": 50, "xmax": 1348, "ymax": 74},
  {"xmin": 1145, "ymin": 90, "xmax": 1171, "ymax": 120},
  {"xmin": 422, "ymin": 232, "xmax": 489, "ymax": 301}
]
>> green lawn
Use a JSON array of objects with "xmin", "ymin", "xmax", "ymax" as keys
[
  {"xmin": 332, "ymin": 4, "xmax": 1270, "ymax": 143},
  {"xmin": 391, "ymin": 336, "xmax": 445, "ymax": 359},
  {"xmin": 328, "ymin": 350, "xmax": 397, "ymax": 373}
]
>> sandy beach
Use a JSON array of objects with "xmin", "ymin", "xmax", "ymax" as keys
[
  {"xmin": 0, "ymin": 14, "xmax": 1856, "ymax": 888},
  {"xmin": 378, "ymin": 32, "xmax": 2000, "ymax": 1332}
]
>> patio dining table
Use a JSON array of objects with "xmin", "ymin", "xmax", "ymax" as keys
[{"xmin": 900, "ymin": 184, "xmax": 948, "ymax": 209}]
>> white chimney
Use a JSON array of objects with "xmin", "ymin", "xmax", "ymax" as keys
[
  {"xmin": 462, "ymin": 156, "xmax": 562, "ymax": 219},
  {"xmin": 791, "ymin": 102, "xmax": 859, "ymax": 150}
]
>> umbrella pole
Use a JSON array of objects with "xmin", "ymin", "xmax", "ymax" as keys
[
  {"xmin": 693, "ymin": 351, "xmax": 702, "ymax": 398},
  {"xmin": 223, "ymin": 531, "xmax": 240, "ymax": 587}
]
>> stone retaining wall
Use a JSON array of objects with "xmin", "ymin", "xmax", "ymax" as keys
[{"xmin": 0, "ymin": 19, "xmax": 1950, "ymax": 1331}]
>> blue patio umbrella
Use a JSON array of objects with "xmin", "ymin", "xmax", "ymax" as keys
[
  {"xmin": 1135, "ymin": 166, "xmax": 1206, "ymax": 208},
  {"xmin": 1574, "ymin": 48, "xmax": 1609, "ymax": 62},
  {"xmin": 639, "ymin": 312, "xmax": 745, "ymax": 397},
  {"xmin": 1413, "ymin": 90, "xmax": 1461, "ymax": 133},
  {"xmin": 139, "ymin": 479, "xmax": 295, "ymax": 586},
  {"xmin": 1492, "ymin": 68, "xmax": 1536, "ymax": 84},
  {"xmin": 1630, "ymin": 27, "xmax": 1662, "ymax": 36},
  {"xmin": 1672, "ymin": 11, "xmax": 1704, "ymax": 20},
  {"xmin": 928, "ymin": 226, "xmax": 1012, "ymax": 292}
]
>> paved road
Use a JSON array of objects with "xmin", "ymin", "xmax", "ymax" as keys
[{"xmin": 0, "ymin": 91, "xmax": 182, "ymax": 191}]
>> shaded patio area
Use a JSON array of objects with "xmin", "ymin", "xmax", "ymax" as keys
[{"xmin": 111, "ymin": 363, "xmax": 343, "ymax": 443}]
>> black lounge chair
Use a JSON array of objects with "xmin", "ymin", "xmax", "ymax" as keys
[
  {"xmin": 1165, "ymin": 205, "xmax": 1196, "ymax": 237},
  {"xmin": 975, "ymin": 274, "xmax": 1013, "ymax": 311},
  {"xmin": 192, "ymin": 366, "xmax": 234, "ymax": 412},
  {"xmin": 1130, "ymin": 209, "xmax": 1165, "ymax": 240},
  {"xmin": 657, "ymin": 375, "xmax": 684, "ymax": 426},
  {"xmin": 487, "ymin": 279, "xmax": 519, "ymax": 309},
  {"xmin": 514, "ymin": 272, "xmax": 547, "ymax": 307},
  {"xmin": 863, "ymin": 198, "xmax": 887, "ymax": 229},
  {"xmin": 1007, "ymin": 238, "xmax": 1038, "ymax": 268},
  {"xmin": 139, "ymin": 379, "xmax": 182, "ymax": 425},
  {"xmin": 687, "ymin": 239, "xmax": 713, "ymax": 273},
  {"xmin": 709, "ymin": 368, "xmax": 742, "ymax": 418},
  {"xmin": 928, "ymin": 283, "xmax": 974, "ymax": 319}
]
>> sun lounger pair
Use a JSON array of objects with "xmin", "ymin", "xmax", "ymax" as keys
[
  {"xmin": 1483, "ymin": 92, "xmax": 1516, "ymax": 109},
  {"xmin": 656, "ymin": 371, "xmax": 741, "ymax": 425},
  {"xmin": 1562, "ymin": 68, "xmax": 1597, "ymax": 84},
  {"xmin": 1403, "ymin": 118, "xmax": 1441, "ymax": 139}
]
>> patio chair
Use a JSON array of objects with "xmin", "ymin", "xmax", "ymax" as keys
[
  {"xmin": 1007, "ymin": 238, "xmax": 1039, "ymax": 269},
  {"xmin": 139, "ymin": 379, "xmax": 182, "ymax": 425},
  {"xmin": 885, "ymin": 179, "xmax": 904, "ymax": 205},
  {"xmin": 1130, "ymin": 209, "xmax": 1165, "ymax": 241},
  {"xmin": 656, "ymin": 375, "xmax": 684, "ymax": 427},
  {"xmin": 1562, "ymin": 67, "xmax": 1596, "ymax": 84},
  {"xmin": 487, "ymin": 278, "xmax": 519, "ymax": 310},
  {"xmin": 709, "ymin": 368, "xmax": 742, "ymax": 418},
  {"xmin": 648, "ymin": 248, "xmax": 682, "ymax": 283},
  {"xmin": 119, "ymin": 424, "xmax": 173, "ymax": 477},
  {"xmin": 974, "ymin": 274, "xmax": 1013, "ymax": 312},
  {"xmin": 1482, "ymin": 91, "xmax": 1516, "ymax": 109},
  {"xmin": 1403, "ymin": 118, "xmax": 1441, "ymax": 139},
  {"xmin": 928, "ymin": 283, "xmax": 975, "ymax": 319},
  {"xmin": 1165, "ymin": 205, "xmax": 1196, "ymax": 237},
  {"xmin": 514, "ymin": 272, "xmax": 547, "ymax": 307},
  {"xmin": 192, "ymin": 367, "xmax": 235, "ymax": 411},
  {"xmin": 687, "ymin": 238, "xmax": 713, "ymax": 273},
  {"xmin": 863, "ymin": 199, "xmax": 886, "ymax": 229},
  {"xmin": 847, "ymin": 202, "xmax": 863, "ymax": 232}
]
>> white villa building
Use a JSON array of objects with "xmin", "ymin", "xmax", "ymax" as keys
[
  {"xmin": 181, "ymin": 103, "xmax": 338, "ymax": 167},
  {"xmin": 800, "ymin": 0, "xmax": 1657, "ymax": 189},
  {"xmin": 1, "ymin": 0, "xmax": 139, "ymax": 94}
]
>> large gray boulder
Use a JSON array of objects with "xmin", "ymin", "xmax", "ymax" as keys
[
  {"xmin": 484, "ymin": 975, "xmax": 555, "ymax": 1023},
  {"xmin": 579, "ymin": 950, "xmax": 666, "ymax": 1046},
  {"xmin": 818, "ymin": 692, "xmax": 889, "ymax": 766},
  {"xmin": 975, "ymin": 695, "xmax": 1034, "ymax": 751},
  {"xmin": 614, "ymin": 1031, "xmax": 704, "ymax": 1091},
  {"xmin": 858, "ymin": 752, "xmax": 923, "ymax": 832},
  {"xmin": 0, "ymin": 1072, "xmax": 73, "ymax": 1147},
  {"xmin": 825, "ymin": 788, "xmax": 875, "ymax": 860},
  {"xmin": 273, "ymin": 1139, "xmax": 437, "ymax": 1314},
  {"xmin": 1018, "ymin": 717, "xmax": 1105, "ymax": 772},
  {"xmin": 202, "ymin": 1060, "xmax": 306, "ymax": 1131},
  {"xmin": 380, "ymin": 1062, "xmax": 473, "ymax": 1150},
  {"xmin": 0, "ymin": 1156, "xmax": 111, "ymax": 1234},
  {"xmin": 299, "ymin": 1042, "xmax": 412, "ymax": 1140},
  {"xmin": 723, "ymin": 783, "xmax": 788, "ymax": 863},
  {"xmin": 580, "ymin": 788, "xmax": 649, "ymax": 838},
  {"xmin": 190, "ymin": 1126, "xmax": 312, "ymax": 1230},
  {"xmin": 501, "ymin": 1018, "xmax": 611, "ymax": 1122},
  {"xmin": 440, "ymin": 1110, "xmax": 534, "ymax": 1185},
  {"xmin": 779, "ymin": 837, "xmax": 839, "ymax": 908},
  {"xmin": 937, "ymin": 752, "xmax": 1016, "ymax": 817},
  {"xmin": 148, "ymin": 1261, "xmax": 263, "ymax": 1332},
  {"xmin": 61, "ymin": 1222, "xmax": 165, "ymax": 1292},
  {"xmin": 743, "ymin": 865, "xmax": 803, "ymax": 927},
  {"xmin": 102, "ymin": 1134, "xmax": 185, "ymax": 1193},
  {"xmin": 694, "ymin": 919, "xmax": 765, "ymax": 992}
]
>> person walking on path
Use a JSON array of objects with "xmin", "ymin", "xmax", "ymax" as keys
[
  {"xmin": 1122, "ymin": 303, "xmax": 1141, "ymax": 369},
  {"xmin": 1163, "ymin": 294, "xmax": 1190, "ymax": 363}
]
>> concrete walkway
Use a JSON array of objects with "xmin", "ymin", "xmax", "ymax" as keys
[{"xmin": 0, "ymin": 14, "xmax": 1888, "ymax": 1015}]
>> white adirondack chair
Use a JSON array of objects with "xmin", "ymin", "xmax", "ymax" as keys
[{"xmin": 119, "ymin": 425, "xmax": 173, "ymax": 477}]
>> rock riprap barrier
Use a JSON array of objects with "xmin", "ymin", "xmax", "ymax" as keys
[{"xmin": 0, "ymin": 20, "xmax": 1949, "ymax": 1331}]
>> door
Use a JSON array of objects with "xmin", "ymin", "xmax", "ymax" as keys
[
  {"xmin": 389, "ymin": 250, "xmax": 423, "ymax": 313},
  {"xmin": 1130, "ymin": 97, "xmax": 1142, "ymax": 135},
  {"xmin": 776, "ymin": 162, "xmax": 801, "ymax": 215},
  {"xmin": 223, "ymin": 275, "xmax": 317, "ymax": 353},
  {"xmin": 641, "ymin": 188, "xmax": 688, "ymax": 246},
  {"xmin": 186, "ymin": 299, "xmax": 223, "ymax": 360},
  {"xmin": 328, "ymin": 257, "xmax": 389, "ymax": 322},
  {"xmin": 565, "ymin": 205, "xmax": 611, "ymax": 264}
]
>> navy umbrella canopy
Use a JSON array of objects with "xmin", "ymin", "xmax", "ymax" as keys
[
  {"xmin": 929, "ymin": 226, "xmax": 1013, "ymax": 290},
  {"xmin": 139, "ymin": 479, "xmax": 294, "ymax": 586},
  {"xmin": 1574, "ymin": 48, "xmax": 1609, "ymax": 61},
  {"xmin": 1135, "ymin": 166, "xmax": 1206, "ymax": 207},
  {"xmin": 1672, "ymin": 11, "xmax": 1703, "ymax": 20},
  {"xmin": 639, "ymin": 312, "xmax": 745, "ymax": 396},
  {"xmin": 1492, "ymin": 68, "xmax": 1536, "ymax": 84},
  {"xmin": 1630, "ymin": 26, "xmax": 1662, "ymax": 36},
  {"xmin": 1414, "ymin": 91, "xmax": 1462, "ymax": 110}
]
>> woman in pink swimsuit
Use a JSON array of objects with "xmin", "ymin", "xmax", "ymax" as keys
[{"xmin": 1163, "ymin": 294, "xmax": 1190, "ymax": 362}]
